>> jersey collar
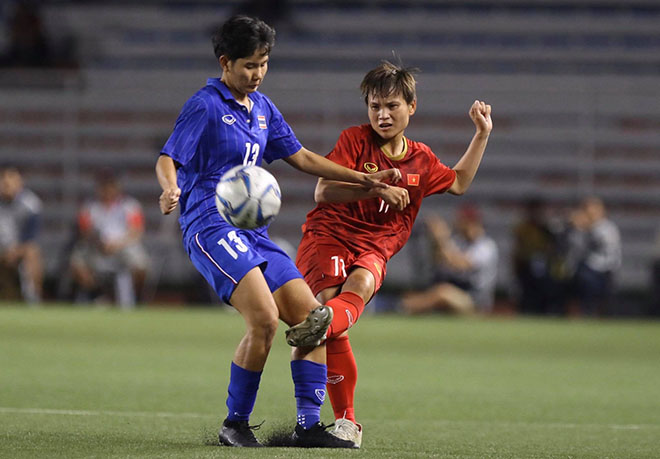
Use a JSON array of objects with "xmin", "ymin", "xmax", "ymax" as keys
[
  {"xmin": 207, "ymin": 78, "xmax": 256, "ymax": 112},
  {"xmin": 207, "ymin": 78, "xmax": 236, "ymax": 102},
  {"xmin": 380, "ymin": 136, "xmax": 409, "ymax": 161}
]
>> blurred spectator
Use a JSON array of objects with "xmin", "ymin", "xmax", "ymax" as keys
[
  {"xmin": 512, "ymin": 197, "xmax": 555, "ymax": 315},
  {"xmin": 650, "ymin": 230, "xmax": 660, "ymax": 317},
  {"xmin": 0, "ymin": 164, "xmax": 43, "ymax": 303},
  {"xmin": 401, "ymin": 205, "xmax": 498, "ymax": 314},
  {"xmin": 1, "ymin": 1, "xmax": 52, "ymax": 67},
  {"xmin": 1, "ymin": 1, "xmax": 78, "ymax": 69},
  {"xmin": 571, "ymin": 196, "xmax": 621, "ymax": 316},
  {"xmin": 69, "ymin": 174, "xmax": 148, "ymax": 308}
]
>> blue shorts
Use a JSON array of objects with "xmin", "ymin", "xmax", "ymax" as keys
[{"xmin": 185, "ymin": 224, "xmax": 303, "ymax": 305}]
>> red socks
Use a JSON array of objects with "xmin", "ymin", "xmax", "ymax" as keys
[
  {"xmin": 324, "ymin": 292, "xmax": 364, "ymax": 422},
  {"xmin": 326, "ymin": 334, "xmax": 357, "ymax": 422},
  {"xmin": 325, "ymin": 291, "xmax": 365, "ymax": 339}
]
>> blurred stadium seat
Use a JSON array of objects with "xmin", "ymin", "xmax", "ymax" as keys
[{"xmin": 1, "ymin": 0, "xmax": 659, "ymax": 298}]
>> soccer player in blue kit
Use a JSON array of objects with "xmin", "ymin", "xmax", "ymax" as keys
[{"xmin": 155, "ymin": 16, "xmax": 399, "ymax": 448}]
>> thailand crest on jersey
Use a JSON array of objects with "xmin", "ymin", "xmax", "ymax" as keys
[{"xmin": 258, "ymin": 115, "xmax": 267, "ymax": 129}]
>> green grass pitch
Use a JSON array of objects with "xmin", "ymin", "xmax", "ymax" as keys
[{"xmin": 1, "ymin": 304, "xmax": 659, "ymax": 458}]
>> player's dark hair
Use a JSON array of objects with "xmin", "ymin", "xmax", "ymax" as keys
[
  {"xmin": 212, "ymin": 15, "xmax": 275, "ymax": 61},
  {"xmin": 360, "ymin": 61, "xmax": 418, "ymax": 105}
]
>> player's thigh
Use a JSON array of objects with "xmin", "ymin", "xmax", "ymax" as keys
[
  {"xmin": 272, "ymin": 277, "xmax": 321, "ymax": 327},
  {"xmin": 296, "ymin": 231, "xmax": 355, "ymax": 296},
  {"xmin": 342, "ymin": 267, "xmax": 377, "ymax": 303},
  {"xmin": 252, "ymin": 235, "xmax": 319, "ymax": 326},
  {"xmin": 348, "ymin": 252, "xmax": 387, "ymax": 302},
  {"xmin": 254, "ymin": 233, "xmax": 305, "ymax": 294},
  {"xmin": 186, "ymin": 226, "xmax": 267, "ymax": 305},
  {"xmin": 230, "ymin": 267, "xmax": 280, "ymax": 330}
]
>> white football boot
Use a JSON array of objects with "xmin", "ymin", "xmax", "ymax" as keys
[{"xmin": 331, "ymin": 417, "xmax": 362, "ymax": 449}]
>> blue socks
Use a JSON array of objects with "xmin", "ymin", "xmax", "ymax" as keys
[
  {"xmin": 225, "ymin": 360, "xmax": 327, "ymax": 428},
  {"xmin": 226, "ymin": 362, "xmax": 262, "ymax": 421},
  {"xmin": 291, "ymin": 359, "xmax": 327, "ymax": 429}
]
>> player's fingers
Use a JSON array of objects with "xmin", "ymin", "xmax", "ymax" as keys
[
  {"xmin": 486, "ymin": 104, "xmax": 492, "ymax": 117},
  {"xmin": 397, "ymin": 189, "xmax": 409, "ymax": 210}
]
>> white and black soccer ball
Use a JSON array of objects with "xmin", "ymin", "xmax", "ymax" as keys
[{"xmin": 215, "ymin": 165, "xmax": 282, "ymax": 229}]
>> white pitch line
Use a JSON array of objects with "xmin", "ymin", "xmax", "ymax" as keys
[
  {"xmin": 0, "ymin": 407, "xmax": 216, "ymax": 419},
  {"xmin": 372, "ymin": 418, "xmax": 660, "ymax": 431},
  {"xmin": 2, "ymin": 408, "xmax": 657, "ymax": 431}
]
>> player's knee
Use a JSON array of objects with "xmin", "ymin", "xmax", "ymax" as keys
[
  {"xmin": 249, "ymin": 316, "xmax": 279, "ymax": 345},
  {"xmin": 342, "ymin": 272, "xmax": 374, "ymax": 302}
]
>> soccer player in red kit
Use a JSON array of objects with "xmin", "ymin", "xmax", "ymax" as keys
[{"xmin": 286, "ymin": 61, "xmax": 493, "ymax": 447}]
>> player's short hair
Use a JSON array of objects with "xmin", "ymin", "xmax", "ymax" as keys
[
  {"xmin": 360, "ymin": 61, "xmax": 418, "ymax": 105},
  {"xmin": 212, "ymin": 15, "xmax": 275, "ymax": 60}
]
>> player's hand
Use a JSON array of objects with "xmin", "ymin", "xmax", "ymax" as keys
[
  {"xmin": 159, "ymin": 188, "xmax": 181, "ymax": 215},
  {"xmin": 469, "ymin": 100, "xmax": 492, "ymax": 135},
  {"xmin": 362, "ymin": 168, "xmax": 402, "ymax": 189},
  {"xmin": 377, "ymin": 185, "xmax": 410, "ymax": 211}
]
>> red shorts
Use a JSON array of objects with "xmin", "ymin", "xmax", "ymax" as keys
[{"xmin": 295, "ymin": 230, "xmax": 387, "ymax": 297}]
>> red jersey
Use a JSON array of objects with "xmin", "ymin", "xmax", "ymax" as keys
[{"xmin": 302, "ymin": 124, "xmax": 456, "ymax": 261}]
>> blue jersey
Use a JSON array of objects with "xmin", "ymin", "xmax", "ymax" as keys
[{"xmin": 161, "ymin": 78, "xmax": 302, "ymax": 238}]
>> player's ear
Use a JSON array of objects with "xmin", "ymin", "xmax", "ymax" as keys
[
  {"xmin": 219, "ymin": 55, "xmax": 230, "ymax": 72},
  {"xmin": 409, "ymin": 99, "xmax": 417, "ymax": 116}
]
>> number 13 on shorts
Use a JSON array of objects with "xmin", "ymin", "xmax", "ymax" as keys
[{"xmin": 217, "ymin": 230, "xmax": 248, "ymax": 260}]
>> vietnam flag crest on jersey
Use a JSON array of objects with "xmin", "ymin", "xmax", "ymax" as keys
[{"xmin": 407, "ymin": 173, "xmax": 420, "ymax": 186}]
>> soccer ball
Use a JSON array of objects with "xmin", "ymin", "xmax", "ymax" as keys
[{"xmin": 215, "ymin": 165, "xmax": 282, "ymax": 229}]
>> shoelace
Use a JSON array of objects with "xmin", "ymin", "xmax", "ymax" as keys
[
  {"xmin": 245, "ymin": 420, "xmax": 265, "ymax": 431},
  {"xmin": 315, "ymin": 422, "xmax": 335, "ymax": 431}
]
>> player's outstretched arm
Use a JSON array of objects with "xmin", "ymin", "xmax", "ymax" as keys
[
  {"xmin": 155, "ymin": 154, "xmax": 181, "ymax": 215},
  {"xmin": 284, "ymin": 147, "xmax": 400, "ymax": 189},
  {"xmin": 314, "ymin": 178, "xmax": 410, "ymax": 210},
  {"xmin": 448, "ymin": 100, "xmax": 493, "ymax": 195}
]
